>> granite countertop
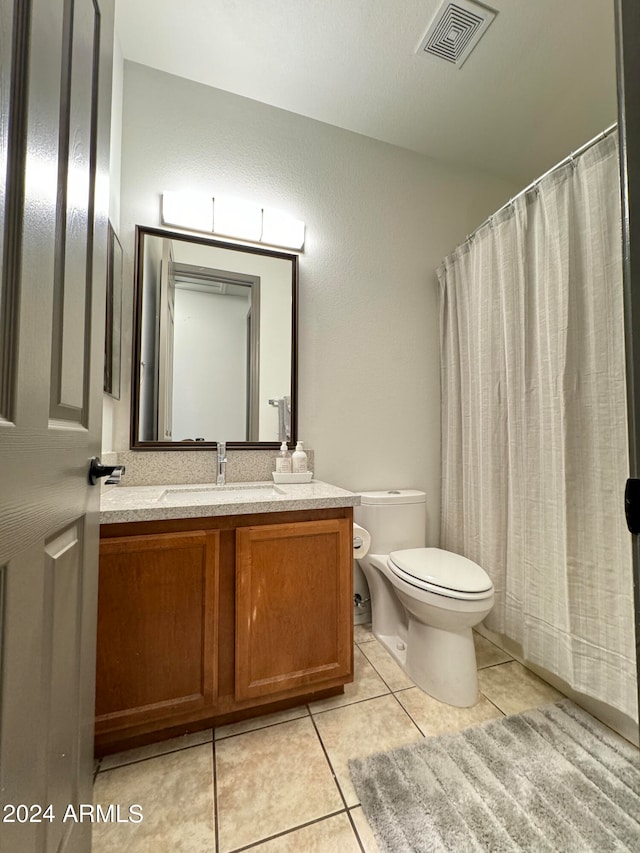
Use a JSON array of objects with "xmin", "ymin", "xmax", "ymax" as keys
[{"xmin": 100, "ymin": 479, "xmax": 360, "ymax": 524}]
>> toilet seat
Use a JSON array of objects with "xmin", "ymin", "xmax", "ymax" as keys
[{"xmin": 388, "ymin": 547, "xmax": 493, "ymax": 601}]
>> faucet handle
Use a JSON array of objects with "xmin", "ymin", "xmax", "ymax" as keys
[{"xmin": 216, "ymin": 441, "xmax": 227, "ymax": 486}]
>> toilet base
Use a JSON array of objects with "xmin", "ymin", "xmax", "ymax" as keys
[{"xmin": 375, "ymin": 622, "xmax": 479, "ymax": 708}]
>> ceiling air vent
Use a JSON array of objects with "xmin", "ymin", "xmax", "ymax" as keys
[{"xmin": 417, "ymin": 0, "xmax": 497, "ymax": 68}]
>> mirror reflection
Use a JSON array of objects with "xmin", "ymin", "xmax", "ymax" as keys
[{"xmin": 133, "ymin": 227, "xmax": 297, "ymax": 447}]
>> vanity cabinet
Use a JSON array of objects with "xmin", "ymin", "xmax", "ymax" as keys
[{"xmin": 95, "ymin": 508, "xmax": 353, "ymax": 754}]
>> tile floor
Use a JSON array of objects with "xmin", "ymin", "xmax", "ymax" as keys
[{"xmin": 92, "ymin": 627, "xmax": 563, "ymax": 853}]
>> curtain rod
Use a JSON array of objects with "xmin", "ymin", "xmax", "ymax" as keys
[{"xmin": 464, "ymin": 122, "xmax": 618, "ymax": 243}]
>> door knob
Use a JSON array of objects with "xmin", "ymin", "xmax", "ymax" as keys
[
  {"xmin": 89, "ymin": 456, "xmax": 126, "ymax": 485},
  {"xmin": 625, "ymin": 478, "xmax": 640, "ymax": 534}
]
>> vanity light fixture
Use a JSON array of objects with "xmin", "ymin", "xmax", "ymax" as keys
[
  {"xmin": 261, "ymin": 208, "xmax": 306, "ymax": 251},
  {"xmin": 161, "ymin": 191, "xmax": 305, "ymax": 250},
  {"xmin": 161, "ymin": 190, "xmax": 213, "ymax": 232},
  {"xmin": 213, "ymin": 195, "xmax": 263, "ymax": 242}
]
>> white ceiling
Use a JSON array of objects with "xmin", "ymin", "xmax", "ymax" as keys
[{"xmin": 115, "ymin": 0, "xmax": 618, "ymax": 184}]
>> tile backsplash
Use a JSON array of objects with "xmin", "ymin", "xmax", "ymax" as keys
[{"xmin": 103, "ymin": 449, "xmax": 315, "ymax": 487}]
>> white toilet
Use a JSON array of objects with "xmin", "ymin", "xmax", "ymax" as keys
[{"xmin": 355, "ymin": 489, "xmax": 494, "ymax": 707}]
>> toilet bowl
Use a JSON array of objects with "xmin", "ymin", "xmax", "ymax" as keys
[{"xmin": 355, "ymin": 491, "xmax": 494, "ymax": 707}]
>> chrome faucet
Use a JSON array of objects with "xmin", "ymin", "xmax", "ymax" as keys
[{"xmin": 216, "ymin": 441, "xmax": 227, "ymax": 486}]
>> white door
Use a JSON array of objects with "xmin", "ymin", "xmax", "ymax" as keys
[
  {"xmin": 0, "ymin": 0, "xmax": 113, "ymax": 851},
  {"xmin": 617, "ymin": 0, "xmax": 640, "ymax": 723}
]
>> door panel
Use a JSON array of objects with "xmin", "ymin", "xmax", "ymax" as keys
[
  {"xmin": 0, "ymin": 0, "xmax": 26, "ymax": 421},
  {"xmin": 616, "ymin": 0, "xmax": 640, "ymax": 724},
  {"xmin": 43, "ymin": 522, "xmax": 84, "ymax": 852},
  {"xmin": 0, "ymin": 0, "xmax": 114, "ymax": 851},
  {"xmin": 50, "ymin": 0, "xmax": 100, "ymax": 423},
  {"xmin": 0, "ymin": 5, "xmax": 10, "ymax": 285},
  {"xmin": 1, "ymin": 549, "xmax": 49, "ymax": 853}
]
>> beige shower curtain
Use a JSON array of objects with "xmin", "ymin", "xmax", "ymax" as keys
[{"xmin": 438, "ymin": 131, "xmax": 637, "ymax": 721}]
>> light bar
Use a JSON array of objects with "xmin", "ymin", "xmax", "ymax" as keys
[{"xmin": 161, "ymin": 191, "xmax": 305, "ymax": 250}]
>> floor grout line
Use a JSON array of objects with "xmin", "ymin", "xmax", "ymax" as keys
[
  {"xmin": 214, "ymin": 711, "xmax": 353, "ymax": 853},
  {"xmin": 389, "ymin": 689, "xmax": 427, "ymax": 738},
  {"xmin": 212, "ymin": 736, "xmax": 220, "ymax": 853},
  {"xmin": 355, "ymin": 641, "xmax": 428, "ymax": 734},
  {"xmin": 345, "ymin": 805, "xmax": 368, "ymax": 853},
  {"xmin": 307, "ymin": 701, "xmax": 371, "ymax": 850},
  {"xmin": 391, "ymin": 685, "xmax": 415, "ymax": 695},
  {"xmin": 308, "ymin": 708, "xmax": 353, "ymax": 810},
  {"xmin": 479, "ymin": 692, "xmax": 508, "ymax": 716},
  {"xmin": 223, "ymin": 809, "xmax": 349, "ymax": 853},
  {"xmin": 357, "ymin": 641, "xmax": 415, "ymax": 695},
  {"xmin": 95, "ymin": 735, "xmax": 214, "ymax": 774},
  {"xmin": 477, "ymin": 659, "xmax": 515, "ymax": 671},
  {"xmin": 213, "ymin": 710, "xmax": 310, "ymax": 742},
  {"xmin": 309, "ymin": 690, "xmax": 392, "ymax": 717}
]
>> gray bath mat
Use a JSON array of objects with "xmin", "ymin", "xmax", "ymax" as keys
[{"xmin": 349, "ymin": 699, "xmax": 640, "ymax": 852}]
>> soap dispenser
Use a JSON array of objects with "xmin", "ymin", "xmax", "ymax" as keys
[
  {"xmin": 275, "ymin": 441, "xmax": 292, "ymax": 473},
  {"xmin": 291, "ymin": 441, "xmax": 308, "ymax": 473}
]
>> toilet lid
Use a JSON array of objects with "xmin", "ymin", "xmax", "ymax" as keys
[{"xmin": 388, "ymin": 548, "xmax": 493, "ymax": 594}]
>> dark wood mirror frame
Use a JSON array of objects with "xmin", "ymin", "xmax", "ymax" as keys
[
  {"xmin": 130, "ymin": 225, "xmax": 299, "ymax": 450},
  {"xmin": 104, "ymin": 222, "xmax": 123, "ymax": 399}
]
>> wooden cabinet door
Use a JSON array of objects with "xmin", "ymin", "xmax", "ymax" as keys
[
  {"xmin": 95, "ymin": 530, "xmax": 219, "ymax": 732},
  {"xmin": 235, "ymin": 519, "xmax": 353, "ymax": 700}
]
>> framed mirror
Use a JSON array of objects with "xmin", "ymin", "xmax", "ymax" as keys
[
  {"xmin": 104, "ymin": 222, "xmax": 123, "ymax": 399},
  {"xmin": 131, "ymin": 225, "xmax": 298, "ymax": 449}
]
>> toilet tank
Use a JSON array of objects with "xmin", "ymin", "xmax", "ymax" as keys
[{"xmin": 354, "ymin": 490, "xmax": 426, "ymax": 555}]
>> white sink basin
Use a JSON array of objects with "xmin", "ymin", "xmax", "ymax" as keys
[{"xmin": 157, "ymin": 483, "xmax": 285, "ymax": 502}]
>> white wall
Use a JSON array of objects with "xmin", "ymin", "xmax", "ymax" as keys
[
  {"xmin": 102, "ymin": 33, "xmax": 124, "ymax": 452},
  {"xmin": 114, "ymin": 61, "xmax": 518, "ymax": 543}
]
